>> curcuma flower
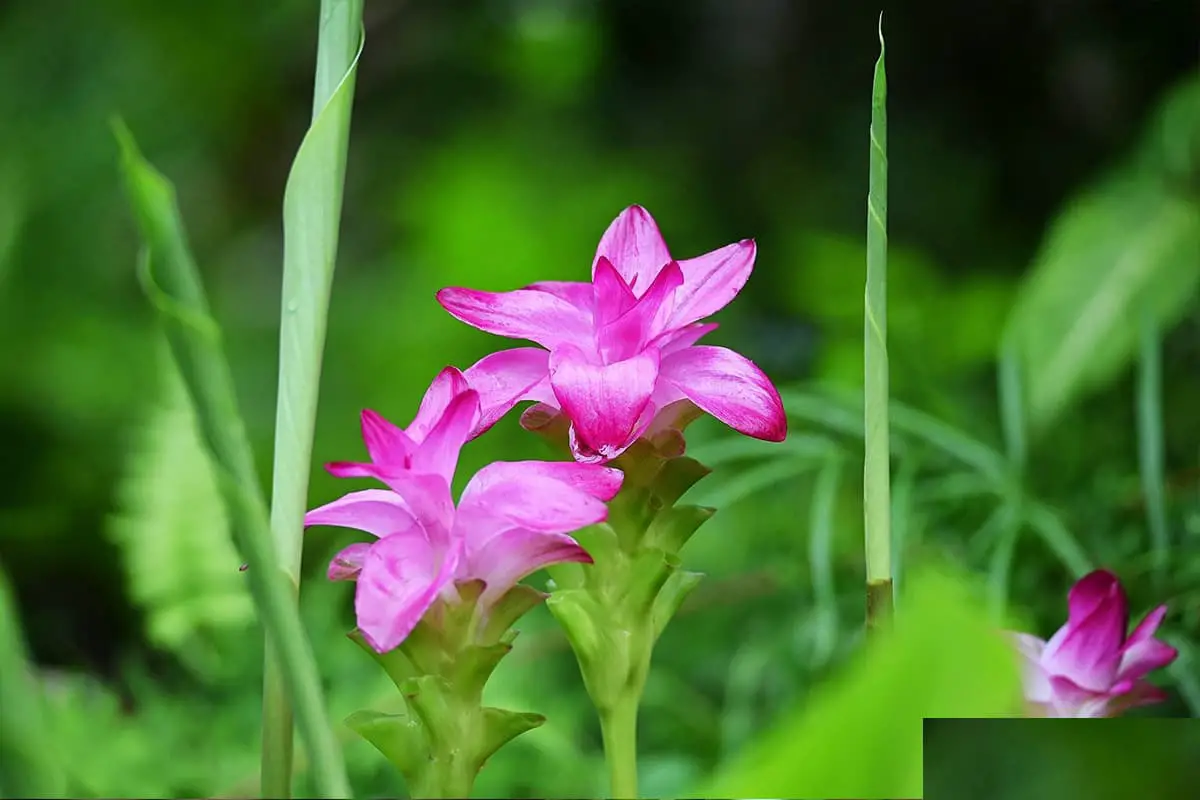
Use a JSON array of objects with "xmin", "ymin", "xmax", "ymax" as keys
[
  {"xmin": 437, "ymin": 205, "xmax": 787, "ymax": 463},
  {"xmin": 305, "ymin": 367, "xmax": 623, "ymax": 653},
  {"xmin": 1011, "ymin": 569, "xmax": 1178, "ymax": 718}
]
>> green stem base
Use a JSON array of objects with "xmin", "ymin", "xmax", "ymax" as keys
[{"xmin": 599, "ymin": 693, "xmax": 641, "ymax": 799}]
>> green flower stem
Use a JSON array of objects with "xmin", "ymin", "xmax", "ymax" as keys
[
  {"xmin": 864, "ymin": 15, "xmax": 892, "ymax": 633},
  {"xmin": 263, "ymin": 0, "xmax": 363, "ymax": 794},
  {"xmin": 598, "ymin": 688, "xmax": 642, "ymax": 800}
]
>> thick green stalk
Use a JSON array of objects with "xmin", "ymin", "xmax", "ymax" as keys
[
  {"xmin": 598, "ymin": 692, "xmax": 641, "ymax": 800},
  {"xmin": 114, "ymin": 127, "xmax": 351, "ymax": 798},
  {"xmin": 864, "ymin": 15, "xmax": 892, "ymax": 631},
  {"xmin": 1136, "ymin": 313, "xmax": 1168, "ymax": 585},
  {"xmin": 262, "ymin": 0, "xmax": 363, "ymax": 794}
]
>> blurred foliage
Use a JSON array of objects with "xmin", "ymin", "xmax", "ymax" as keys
[{"xmin": 1, "ymin": 1, "xmax": 1199, "ymax": 798}]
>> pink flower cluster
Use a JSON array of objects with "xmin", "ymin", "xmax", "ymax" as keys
[
  {"xmin": 306, "ymin": 206, "xmax": 787, "ymax": 652},
  {"xmin": 1012, "ymin": 570, "xmax": 1177, "ymax": 717}
]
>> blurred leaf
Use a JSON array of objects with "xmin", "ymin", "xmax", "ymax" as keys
[
  {"xmin": 1005, "ymin": 174, "xmax": 1200, "ymax": 432},
  {"xmin": 701, "ymin": 568, "xmax": 1022, "ymax": 798},
  {"xmin": 0, "ymin": 560, "xmax": 66, "ymax": 798},
  {"xmin": 107, "ymin": 355, "xmax": 254, "ymax": 677}
]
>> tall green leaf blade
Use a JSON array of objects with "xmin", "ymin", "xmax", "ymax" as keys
[
  {"xmin": 1004, "ymin": 174, "xmax": 1200, "ymax": 432},
  {"xmin": 113, "ymin": 124, "xmax": 350, "ymax": 798},
  {"xmin": 700, "ymin": 569, "xmax": 1022, "ymax": 799},
  {"xmin": 0, "ymin": 561, "xmax": 66, "ymax": 798}
]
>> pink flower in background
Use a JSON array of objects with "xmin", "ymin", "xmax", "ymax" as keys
[
  {"xmin": 437, "ymin": 205, "xmax": 787, "ymax": 463},
  {"xmin": 1011, "ymin": 569, "xmax": 1177, "ymax": 718},
  {"xmin": 305, "ymin": 370, "xmax": 623, "ymax": 653}
]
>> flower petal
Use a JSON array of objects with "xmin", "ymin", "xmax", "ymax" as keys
[
  {"xmin": 1047, "ymin": 675, "xmax": 1114, "ymax": 717},
  {"xmin": 408, "ymin": 367, "xmax": 471, "ymax": 442},
  {"xmin": 409, "ymin": 389, "xmax": 481, "ymax": 484},
  {"xmin": 669, "ymin": 239, "xmax": 756, "ymax": 327},
  {"xmin": 437, "ymin": 287, "xmax": 591, "ymax": 350},
  {"xmin": 549, "ymin": 344, "xmax": 659, "ymax": 463},
  {"xmin": 1043, "ymin": 573, "xmax": 1128, "ymax": 691},
  {"xmin": 659, "ymin": 345, "xmax": 787, "ymax": 442},
  {"xmin": 651, "ymin": 322, "xmax": 719, "ymax": 355},
  {"xmin": 457, "ymin": 460, "xmax": 620, "ymax": 541},
  {"xmin": 468, "ymin": 527, "xmax": 591, "ymax": 602},
  {"xmin": 369, "ymin": 472, "xmax": 457, "ymax": 538},
  {"xmin": 360, "ymin": 409, "xmax": 414, "ymax": 465},
  {"xmin": 463, "ymin": 347, "xmax": 555, "ymax": 435},
  {"xmin": 304, "ymin": 489, "xmax": 419, "ymax": 539},
  {"xmin": 525, "ymin": 280, "xmax": 595, "ymax": 318},
  {"xmin": 592, "ymin": 256, "xmax": 638, "ymax": 330},
  {"xmin": 592, "ymin": 205, "xmax": 673, "ymax": 294},
  {"xmin": 355, "ymin": 536, "xmax": 462, "ymax": 653},
  {"xmin": 1010, "ymin": 632, "xmax": 1053, "ymax": 704},
  {"xmin": 328, "ymin": 542, "xmax": 372, "ymax": 581},
  {"xmin": 1117, "ymin": 606, "xmax": 1178, "ymax": 683},
  {"xmin": 1065, "ymin": 569, "xmax": 1125, "ymax": 627},
  {"xmin": 596, "ymin": 261, "xmax": 683, "ymax": 362}
]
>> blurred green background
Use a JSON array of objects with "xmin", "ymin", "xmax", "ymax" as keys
[{"xmin": 1, "ymin": 1, "xmax": 1198, "ymax": 797}]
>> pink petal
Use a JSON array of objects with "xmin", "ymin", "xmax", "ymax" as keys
[
  {"xmin": 368, "ymin": 472, "xmax": 457, "ymax": 539},
  {"xmin": 1043, "ymin": 575, "xmax": 1128, "ymax": 691},
  {"xmin": 463, "ymin": 348, "xmax": 555, "ymax": 435},
  {"xmin": 1117, "ymin": 606, "xmax": 1178, "ymax": 683},
  {"xmin": 1065, "ymin": 570, "xmax": 1126, "ymax": 628},
  {"xmin": 669, "ymin": 239, "xmax": 756, "ymax": 327},
  {"xmin": 328, "ymin": 542, "xmax": 372, "ymax": 581},
  {"xmin": 592, "ymin": 256, "xmax": 638, "ymax": 330},
  {"xmin": 437, "ymin": 287, "xmax": 591, "ymax": 350},
  {"xmin": 408, "ymin": 389, "xmax": 481, "ymax": 484},
  {"xmin": 1047, "ymin": 675, "xmax": 1113, "ymax": 717},
  {"xmin": 1009, "ymin": 632, "xmax": 1053, "ymax": 704},
  {"xmin": 355, "ymin": 536, "xmax": 463, "ymax": 653},
  {"xmin": 457, "ymin": 460, "xmax": 619, "ymax": 540},
  {"xmin": 408, "ymin": 367, "xmax": 471, "ymax": 442},
  {"xmin": 651, "ymin": 322, "xmax": 719, "ymax": 355},
  {"xmin": 1106, "ymin": 680, "xmax": 1171, "ymax": 716},
  {"xmin": 549, "ymin": 344, "xmax": 660, "ymax": 463},
  {"xmin": 468, "ymin": 527, "xmax": 592, "ymax": 602},
  {"xmin": 596, "ymin": 261, "xmax": 684, "ymax": 363},
  {"xmin": 360, "ymin": 409, "xmax": 414, "ymax": 466},
  {"xmin": 592, "ymin": 206, "xmax": 673, "ymax": 295},
  {"xmin": 659, "ymin": 345, "xmax": 787, "ymax": 442},
  {"xmin": 525, "ymin": 280, "xmax": 596, "ymax": 318},
  {"xmin": 304, "ymin": 489, "xmax": 420, "ymax": 539}
]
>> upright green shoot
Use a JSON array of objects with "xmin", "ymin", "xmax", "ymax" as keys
[
  {"xmin": 1136, "ymin": 314, "xmax": 1169, "ymax": 586},
  {"xmin": 262, "ymin": 0, "xmax": 363, "ymax": 794},
  {"xmin": 864, "ymin": 15, "xmax": 892, "ymax": 631}
]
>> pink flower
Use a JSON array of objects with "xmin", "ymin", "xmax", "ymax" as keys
[
  {"xmin": 1011, "ymin": 569, "xmax": 1178, "ymax": 718},
  {"xmin": 305, "ymin": 368, "xmax": 624, "ymax": 653},
  {"xmin": 437, "ymin": 205, "xmax": 787, "ymax": 463}
]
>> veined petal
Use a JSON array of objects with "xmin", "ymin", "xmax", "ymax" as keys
[
  {"xmin": 304, "ymin": 489, "xmax": 420, "ymax": 539},
  {"xmin": 469, "ymin": 527, "xmax": 592, "ymax": 602},
  {"xmin": 651, "ymin": 322, "xmax": 719, "ymax": 355},
  {"xmin": 669, "ymin": 239, "xmax": 756, "ymax": 327},
  {"xmin": 597, "ymin": 261, "xmax": 683, "ymax": 362},
  {"xmin": 463, "ymin": 348, "xmax": 555, "ymax": 435},
  {"xmin": 408, "ymin": 367, "xmax": 471, "ymax": 442},
  {"xmin": 592, "ymin": 256, "xmax": 638, "ymax": 330},
  {"xmin": 360, "ymin": 409, "xmax": 414, "ymax": 465},
  {"xmin": 355, "ymin": 536, "xmax": 462, "ymax": 653},
  {"xmin": 328, "ymin": 542, "xmax": 372, "ymax": 581},
  {"xmin": 409, "ymin": 389, "xmax": 482, "ymax": 484},
  {"xmin": 458, "ymin": 461, "xmax": 618, "ymax": 539},
  {"xmin": 549, "ymin": 344, "xmax": 659, "ymax": 463},
  {"xmin": 1043, "ymin": 575, "xmax": 1128, "ymax": 691},
  {"xmin": 526, "ymin": 280, "xmax": 596, "ymax": 317},
  {"xmin": 592, "ymin": 205, "xmax": 672, "ymax": 294},
  {"xmin": 659, "ymin": 345, "xmax": 787, "ymax": 442},
  {"xmin": 437, "ymin": 287, "xmax": 591, "ymax": 350}
]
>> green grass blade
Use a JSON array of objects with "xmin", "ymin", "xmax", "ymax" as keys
[
  {"xmin": 113, "ymin": 124, "xmax": 351, "ymax": 799},
  {"xmin": 0, "ymin": 560, "xmax": 66, "ymax": 798},
  {"xmin": 265, "ymin": 1, "xmax": 363, "ymax": 793},
  {"xmin": 864, "ymin": 14, "xmax": 892, "ymax": 630},
  {"xmin": 1136, "ymin": 313, "xmax": 1169, "ymax": 585}
]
